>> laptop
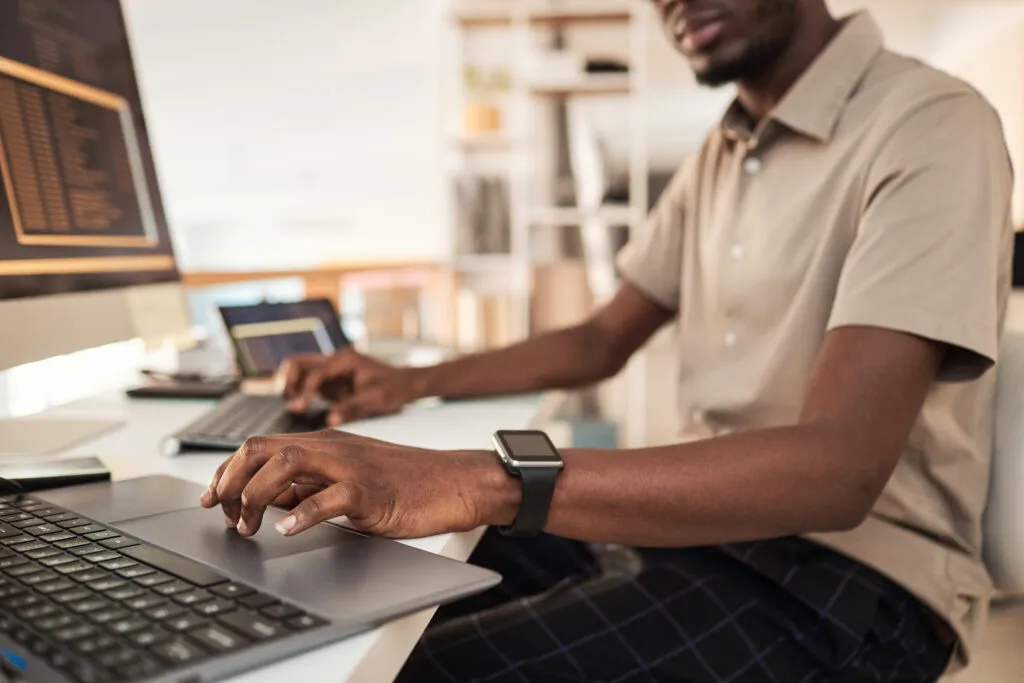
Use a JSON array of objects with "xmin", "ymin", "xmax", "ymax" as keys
[
  {"xmin": 0, "ymin": 474, "xmax": 500, "ymax": 683},
  {"xmin": 164, "ymin": 299, "xmax": 348, "ymax": 454}
]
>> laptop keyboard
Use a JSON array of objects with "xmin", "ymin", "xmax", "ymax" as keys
[
  {"xmin": 0, "ymin": 495, "xmax": 329, "ymax": 682},
  {"xmin": 171, "ymin": 393, "xmax": 328, "ymax": 451}
]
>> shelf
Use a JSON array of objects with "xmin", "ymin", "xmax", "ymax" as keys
[
  {"xmin": 455, "ymin": 134, "xmax": 516, "ymax": 151},
  {"xmin": 528, "ymin": 75, "xmax": 631, "ymax": 97},
  {"xmin": 451, "ymin": 254, "xmax": 519, "ymax": 271},
  {"xmin": 455, "ymin": 2, "xmax": 631, "ymax": 28},
  {"xmin": 529, "ymin": 204, "xmax": 633, "ymax": 226}
]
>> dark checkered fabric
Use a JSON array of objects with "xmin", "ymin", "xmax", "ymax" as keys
[{"xmin": 396, "ymin": 531, "xmax": 953, "ymax": 683}]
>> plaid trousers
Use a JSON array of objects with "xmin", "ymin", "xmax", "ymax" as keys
[{"xmin": 396, "ymin": 531, "xmax": 954, "ymax": 683}]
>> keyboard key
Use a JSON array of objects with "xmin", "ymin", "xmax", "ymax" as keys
[
  {"xmin": 73, "ymin": 524, "xmax": 107, "ymax": 536},
  {"xmin": 69, "ymin": 597, "xmax": 111, "ymax": 614},
  {"xmin": 56, "ymin": 561, "xmax": 95, "ymax": 576},
  {"xmin": 24, "ymin": 547, "xmax": 61, "ymax": 560},
  {"xmin": 217, "ymin": 610, "xmax": 284, "ymax": 640},
  {"xmin": 52, "ymin": 623, "xmax": 97, "ymax": 642},
  {"xmin": 21, "ymin": 570, "xmax": 59, "ymax": 586},
  {"xmin": 88, "ymin": 607, "xmax": 128, "ymax": 625},
  {"xmin": 11, "ymin": 518, "xmax": 44, "ymax": 529},
  {"xmin": 38, "ymin": 553, "xmax": 77, "ymax": 568},
  {"xmin": 22, "ymin": 603, "xmax": 59, "ymax": 621},
  {"xmin": 121, "ymin": 545, "xmax": 228, "ymax": 588},
  {"xmin": 0, "ymin": 555, "xmax": 29, "ymax": 569},
  {"xmin": 165, "ymin": 613, "xmax": 206, "ymax": 633},
  {"xmin": 83, "ymin": 550, "xmax": 121, "ymax": 564},
  {"xmin": 36, "ymin": 613, "xmax": 75, "ymax": 631},
  {"xmin": 109, "ymin": 617, "xmax": 149, "ymax": 635},
  {"xmin": 99, "ymin": 558, "xmax": 137, "ymax": 571},
  {"xmin": 68, "ymin": 659, "xmax": 106, "ymax": 683},
  {"xmin": 190, "ymin": 623, "xmax": 249, "ymax": 652},
  {"xmin": 210, "ymin": 582, "xmax": 255, "ymax": 600},
  {"xmin": 40, "ymin": 531, "xmax": 75, "ymax": 543},
  {"xmin": 83, "ymin": 530, "xmax": 118, "ymax": 542},
  {"xmin": 74, "ymin": 634, "xmax": 117, "ymax": 655},
  {"xmin": 54, "ymin": 537, "xmax": 90, "ymax": 550},
  {"xmin": 100, "ymin": 536, "xmax": 139, "ymax": 551},
  {"xmin": 43, "ymin": 512, "xmax": 76, "ymax": 523},
  {"xmin": 56, "ymin": 518, "xmax": 91, "ymax": 530},
  {"xmin": 106, "ymin": 584, "xmax": 145, "ymax": 601},
  {"xmin": 153, "ymin": 580, "xmax": 192, "ymax": 596},
  {"xmin": 5, "ymin": 562, "xmax": 43, "ymax": 577},
  {"xmin": 238, "ymin": 592, "xmax": 278, "ymax": 610},
  {"xmin": 0, "ymin": 534, "xmax": 34, "ymax": 546},
  {"xmin": 173, "ymin": 589, "xmax": 213, "ymax": 607},
  {"xmin": 0, "ymin": 513, "xmax": 34, "ymax": 523},
  {"xmin": 36, "ymin": 578, "xmax": 75, "ymax": 595},
  {"xmin": 71, "ymin": 569, "xmax": 110, "ymax": 584},
  {"xmin": 124, "ymin": 593, "xmax": 164, "ymax": 611},
  {"xmin": 69, "ymin": 544, "xmax": 106, "ymax": 557},
  {"xmin": 117, "ymin": 565, "xmax": 154, "ymax": 579},
  {"xmin": 22, "ymin": 523, "xmax": 60, "ymax": 536},
  {"xmin": 260, "ymin": 603, "xmax": 302, "ymax": 621},
  {"xmin": 116, "ymin": 656, "xmax": 165, "ymax": 680},
  {"xmin": 96, "ymin": 645, "xmax": 138, "ymax": 668},
  {"xmin": 7, "ymin": 593, "xmax": 41, "ymax": 609},
  {"xmin": 88, "ymin": 577, "xmax": 127, "ymax": 592},
  {"xmin": 145, "ymin": 603, "xmax": 185, "ymax": 621},
  {"xmin": 52, "ymin": 587, "xmax": 92, "ymax": 604},
  {"xmin": 195, "ymin": 598, "xmax": 235, "ymax": 617},
  {"xmin": 153, "ymin": 638, "xmax": 207, "ymax": 666},
  {"xmin": 11, "ymin": 540, "xmax": 46, "ymax": 553},
  {"xmin": 25, "ymin": 507, "xmax": 57, "ymax": 517},
  {"xmin": 134, "ymin": 571, "xmax": 173, "ymax": 588},
  {"xmin": 129, "ymin": 627, "xmax": 171, "ymax": 648}
]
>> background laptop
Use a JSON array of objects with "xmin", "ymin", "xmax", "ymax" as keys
[{"xmin": 0, "ymin": 474, "xmax": 500, "ymax": 683}]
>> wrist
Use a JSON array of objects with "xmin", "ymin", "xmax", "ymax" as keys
[
  {"xmin": 461, "ymin": 450, "xmax": 520, "ymax": 528},
  {"xmin": 401, "ymin": 365, "xmax": 436, "ymax": 402}
]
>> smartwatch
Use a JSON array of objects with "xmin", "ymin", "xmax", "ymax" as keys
[{"xmin": 492, "ymin": 430, "xmax": 564, "ymax": 537}]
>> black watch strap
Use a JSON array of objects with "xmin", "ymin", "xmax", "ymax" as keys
[{"xmin": 500, "ymin": 466, "xmax": 559, "ymax": 538}]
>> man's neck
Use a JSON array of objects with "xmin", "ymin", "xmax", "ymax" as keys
[{"xmin": 735, "ymin": 9, "xmax": 843, "ymax": 123}]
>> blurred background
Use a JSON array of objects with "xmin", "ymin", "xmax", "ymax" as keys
[{"xmin": 4, "ymin": 0, "xmax": 1024, "ymax": 446}]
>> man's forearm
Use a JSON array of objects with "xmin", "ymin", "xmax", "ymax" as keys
[
  {"xmin": 406, "ymin": 323, "xmax": 620, "ymax": 401},
  {"xmin": 480, "ymin": 426, "xmax": 881, "ymax": 548}
]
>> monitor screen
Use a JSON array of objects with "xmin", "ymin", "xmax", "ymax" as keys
[
  {"xmin": 0, "ymin": 0, "xmax": 179, "ymax": 301},
  {"xmin": 219, "ymin": 300, "xmax": 350, "ymax": 377}
]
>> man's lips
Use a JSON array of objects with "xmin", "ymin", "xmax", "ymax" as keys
[{"xmin": 681, "ymin": 19, "xmax": 725, "ymax": 52}]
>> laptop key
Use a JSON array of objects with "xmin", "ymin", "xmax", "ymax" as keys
[
  {"xmin": 52, "ymin": 588, "xmax": 92, "ymax": 604},
  {"xmin": 36, "ymin": 578, "xmax": 76, "ymax": 595},
  {"xmin": 121, "ymin": 545, "xmax": 228, "ymax": 587},
  {"xmin": 7, "ymin": 593, "xmax": 41, "ymax": 609},
  {"xmin": 165, "ymin": 614, "xmax": 206, "ymax": 633},
  {"xmin": 87, "ymin": 577, "xmax": 127, "ymax": 592},
  {"xmin": 56, "ymin": 561, "xmax": 95, "ymax": 575},
  {"xmin": 22, "ymin": 603, "xmax": 59, "ymax": 621},
  {"xmin": 106, "ymin": 584, "xmax": 145, "ymax": 601},
  {"xmin": 286, "ymin": 613, "xmax": 328, "ymax": 631},
  {"xmin": 210, "ymin": 582, "xmax": 255, "ymax": 599},
  {"xmin": 10, "ymin": 540, "xmax": 46, "ymax": 553},
  {"xmin": 73, "ymin": 524, "xmax": 106, "ymax": 536},
  {"xmin": 145, "ymin": 603, "xmax": 185, "ymax": 621},
  {"xmin": 96, "ymin": 644, "xmax": 138, "ymax": 668},
  {"xmin": 24, "ymin": 547, "xmax": 61, "ymax": 560},
  {"xmin": 238, "ymin": 592, "xmax": 278, "ymax": 610},
  {"xmin": 260, "ymin": 603, "xmax": 302, "ymax": 620},
  {"xmin": 124, "ymin": 593, "xmax": 164, "ymax": 611},
  {"xmin": 5, "ymin": 562, "xmax": 43, "ymax": 577},
  {"xmin": 38, "ymin": 553, "xmax": 77, "ymax": 568},
  {"xmin": 217, "ymin": 610, "xmax": 284, "ymax": 640},
  {"xmin": 83, "ymin": 530, "xmax": 118, "ymax": 542},
  {"xmin": 1, "ymin": 513, "xmax": 34, "ymax": 524},
  {"xmin": 88, "ymin": 606, "xmax": 128, "ymax": 625},
  {"xmin": 153, "ymin": 580, "xmax": 192, "ymax": 597},
  {"xmin": 153, "ymin": 638, "xmax": 207, "ymax": 666},
  {"xmin": 36, "ymin": 613, "xmax": 75, "ymax": 631},
  {"xmin": 69, "ymin": 544, "xmax": 106, "ymax": 557},
  {"xmin": 189, "ymin": 624, "xmax": 249, "ymax": 652},
  {"xmin": 70, "ymin": 569, "xmax": 109, "ymax": 583},
  {"xmin": 99, "ymin": 558, "xmax": 137, "ymax": 571},
  {"xmin": 43, "ymin": 512, "xmax": 77, "ymax": 523},
  {"xmin": 67, "ymin": 659, "xmax": 106, "ymax": 683},
  {"xmin": 52, "ymin": 623, "xmax": 97, "ymax": 642},
  {"xmin": 116, "ymin": 656, "xmax": 165, "ymax": 680},
  {"xmin": 0, "ymin": 535, "xmax": 35, "ymax": 546},
  {"xmin": 134, "ymin": 572, "xmax": 173, "ymax": 588},
  {"xmin": 130, "ymin": 626, "xmax": 171, "ymax": 648},
  {"xmin": 194, "ymin": 598, "xmax": 235, "ymax": 617},
  {"xmin": 22, "ymin": 523, "xmax": 60, "ymax": 536},
  {"xmin": 108, "ymin": 617, "xmax": 149, "ymax": 635},
  {"xmin": 173, "ymin": 589, "xmax": 213, "ymax": 607},
  {"xmin": 69, "ymin": 597, "xmax": 111, "ymax": 614},
  {"xmin": 39, "ymin": 531, "xmax": 75, "ymax": 543},
  {"xmin": 56, "ymin": 518, "xmax": 92, "ymax": 530},
  {"xmin": 21, "ymin": 569, "xmax": 59, "ymax": 585},
  {"xmin": 0, "ymin": 556, "xmax": 30, "ymax": 569},
  {"xmin": 74, "ymin": 634, "xmax": 118, "ymax": 655},
  {"xmin": 11, "ymin": 518, "xmax": 44, "ymax": 529},
  {"xmin": 54, "ymin": 537, "xmax": 91, "ymax": 550},
  {"xmin": 117, "ymin": 565, "xmax": 154, "ymax": 579},
  {"xmin": 100, "ymin": 536, "xmax": 139, "ymax": 551},
  {"xmin": 84, "ymin": 551, "xmax": 121, "ymax": 564}
]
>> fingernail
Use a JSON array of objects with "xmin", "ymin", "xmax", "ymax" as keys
[
  {"xmin": 327, "ymin": 415, "xmax": 340, "ymax": 427},
  {"xmin": 224, "ymin": 516, "xmax": 235, "ymax": 527},
  {"xmin": 200, "ymin": 491, "xmax": 212, "ymax": 506},
  {"xmin": 275, "ymin": 516, "xmax": 297, "ymax": 535},
  {"xmin": 237, "ymin": 519, "xmax": 251, "ymax": 536}
]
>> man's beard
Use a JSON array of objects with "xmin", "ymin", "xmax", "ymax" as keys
[{"xmin": 693, "ymin": 32, "xmax": 792, "ymax": 88}]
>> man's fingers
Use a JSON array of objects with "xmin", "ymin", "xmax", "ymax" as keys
[
  {"xmin": 275, "ymin": 482, "xmax": 362, "ymax": 536},
  {"xmin": 327, "ymin": 388, "xmax": 386, "ymax": 426},
  {"xmin": 215, "ymin": 436, "xmax": 280, "ymax": 522},
  {"xmin": 272, "ymin": 484, "xmax": 324, "ymax": 509},
  {"xmin": 201, "ymin": 458, "xmax": 233, "ymax": 508},
  {"xmin": 236, "ymin": 445, "xmax": 338, "ymax": 537}
]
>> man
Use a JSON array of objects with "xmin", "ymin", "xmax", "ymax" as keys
[{"xmin": 201, "ymin": 0, "xmax": 1014, "ymax": 680}]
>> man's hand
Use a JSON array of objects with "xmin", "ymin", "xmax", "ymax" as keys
[
  {"xmin": 199, "ymin": 430, "xmax": 519, "ymax": 539},
  {"xmin": 280, "ymin": 349, "xmax": 415, "ymax": 426}
]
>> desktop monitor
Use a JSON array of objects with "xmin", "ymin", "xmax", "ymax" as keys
[{"xmin": 0, "ymin": 0, "xmax": 190, "ymax": 454}]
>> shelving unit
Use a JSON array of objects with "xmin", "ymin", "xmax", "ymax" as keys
[{"xmin": 444, "ymin": 0, "xmax": 651, "ymax": 352}]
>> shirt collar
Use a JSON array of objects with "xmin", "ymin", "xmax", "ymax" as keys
[{"xmin": 721, "ymin": 12, "xmax": 885, "ymax": 144}]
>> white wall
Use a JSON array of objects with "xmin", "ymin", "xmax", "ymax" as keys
[{"xmin": 123, "ymin": 0, "xmax": 447, "ymax": 270}]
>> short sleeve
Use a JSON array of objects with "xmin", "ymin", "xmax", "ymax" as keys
[
  {"xmin": 828, "ymin": 92, "xmax": 1014, "ymax": 381},
  {"xmin": 615, "ymin": 158, "xmax": 694, "ymax": 311}
]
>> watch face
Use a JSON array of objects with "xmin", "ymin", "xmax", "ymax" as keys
[{"xmin": 496, "ymin": 431, "xmax": 560, "ymax": 462}]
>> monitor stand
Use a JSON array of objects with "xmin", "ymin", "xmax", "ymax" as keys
[{"xmin": 0, "ymin": 417, "xmax": 123, "ymax": 458}]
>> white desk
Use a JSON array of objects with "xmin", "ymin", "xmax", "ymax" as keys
[{"xmin": 42, "ymin": 393, "xmax": 551, "ymax": 682}]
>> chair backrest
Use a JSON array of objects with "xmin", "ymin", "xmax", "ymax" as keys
[{"xmin": 984, "ymin": 330, "xmax": 1024, "ymax": 594}]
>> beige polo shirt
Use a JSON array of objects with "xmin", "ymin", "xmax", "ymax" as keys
[{"xmin": 617, "ymin": 13, "xmax": 1014, "ymax": 668}]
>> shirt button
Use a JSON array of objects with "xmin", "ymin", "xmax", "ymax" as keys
[
  {"xmin": 743, "ymin": 157, "xmax": 762, "ymax": 175},
  {"xmin": 724, "ymin": 332, "xmax": 738, "ymax": 347},
  {"xmin": 730, "ymin": 245, "xmax": 744, "ymax": 260}
]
